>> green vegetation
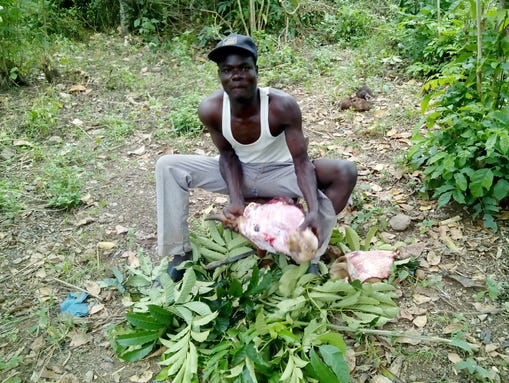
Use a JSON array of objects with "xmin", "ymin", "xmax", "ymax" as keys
[
  {"xmin": 111, "ymin": 221, "xmax": 400, "ymax": 382},
  {"xmin": 405, "ymin": 1, "xmax": 509, "ymax": 231}
]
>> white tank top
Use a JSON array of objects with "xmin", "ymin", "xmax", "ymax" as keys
[{"xmin": 222, "ymin": 87, "xmax": 292, "ymax": 163}]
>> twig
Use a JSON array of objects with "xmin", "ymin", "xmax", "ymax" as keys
[
  {"xmin": 204, "ymin": 250, "xmax": 256, "ymax": 270},
  {"xmin": 311, "ymin": 323, "xmax": 480, "ymax": 351},
  {"xmin": 0, "ymin": 260, "xmax": 42, "ymax": 283},
  {"xmin": 52, "ymin": 277, "xmax": 102, "ymax": 301}
]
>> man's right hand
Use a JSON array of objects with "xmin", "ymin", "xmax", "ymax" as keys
[{"xmin": 223, "ymin": 202, "xmax": 244, "ymax": 220}]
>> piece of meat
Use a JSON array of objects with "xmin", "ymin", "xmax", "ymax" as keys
[
  {"xmin": 209, "ymin": 198, "xmax": 319, "ymax": 264},
  {"xmin": 330, "ymin": 250, "xmax": 396, "ymax": 282}
]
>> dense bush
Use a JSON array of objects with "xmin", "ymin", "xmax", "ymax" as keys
[{"xmin": 407, "ymin": 1, "xmax": 509, "ymax": 231}]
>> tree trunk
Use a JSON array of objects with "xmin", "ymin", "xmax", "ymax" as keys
[
  {"xmin": 475, "ymin": 0, "xmax": 483, "ymax": 99},
  {"xmin": 119, "ymin": 0, "xmax": 130, "ymax": 36}
]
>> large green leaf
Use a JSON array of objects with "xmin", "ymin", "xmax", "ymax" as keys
[
  {"xmin": 319, "ymin": 345, "xmax": 350, "ymax": 383},
  {"xmin": 469, "ymin": 168, "xmax": 494, "ymax": 197},
  {"xmin": 493, "ymin": 179, "xmax": 509, "ymax": 200},
  {"xmin": 119, "ymin": 342, "xmax": 156, "ymax": 362},
  {"xmin": 126, "ymin": 312, "xmax": 167, "ymax": 330},
  {"xmin": 116, "ymin": 330, "xmax": 160, "ymax": 347},
  {"xmin": 309, "ymin": 348, "xmax": 339, "ymax": 383}
]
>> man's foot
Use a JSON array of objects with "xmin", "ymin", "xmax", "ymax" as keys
[
  {"xmin": 167, "ymin": 251, "xmax": 193, "ymax": 282},
  {"xmin": 307, "ymin": 263, "xmax": 320, "ymax": 275}
]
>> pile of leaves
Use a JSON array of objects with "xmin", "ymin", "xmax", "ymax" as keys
[{"xmin": 111, "ymin": 222, "xmax": 400, "ymax": 382}]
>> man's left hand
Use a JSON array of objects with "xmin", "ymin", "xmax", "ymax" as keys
[{"xmin": 299, "ymin": 211, "xmax": 322, "ymax": 245}]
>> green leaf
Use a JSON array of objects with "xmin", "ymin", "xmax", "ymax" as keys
[
  {"xmin": 119, "ymin": 342, "xmax": 155, "ymax": 362},
  {"xmin": 147, "ymin": 305, "xmax": 173, "ymax": 324},
  {"xmin": 361, "ymin": 226, "xmax": 377, "ymax": 250},
  {"xmin": 469, "ymin": 168, "xmax": 494, "ymax": 198},
  {"xmin": 450, "ymin": 338, "xmax": 473, "ymax": 353},
  {"xmin": 207, "ymin": 220, "xmax": 226, "ymax": 246},
  {"xmin": 309, "ymin": 348, "xmax": 340, "ymax": 383},
  {"xmin": 493, "ymin": 179, "xmax": 509, "ymax": 200},
  {"xmin": 344, "ymin": 226, "xmax": 360, "ymax": 251},
  {"xmin": 316, "ymin": 332, "xmax": 347, "ymax": 353},
  {"xmin": 226, "ymin": 233, "xmax": 250, "ymax": 250},
  {"xmin": 175, "ymin": 268, "xmax": 197, "ymax": 304},
  {"xmin": 454, "ymin": 172, "xmax": 468, "ymax": 191},
  {"xmin": 126, "ymin": 312, "xmax": 167, "ymax": 330},
  {"xmin": 278, "ymin": 263, "xmax": 307, "ymax": 297},
  {"xmin": 193, "ymin": 311, "xmax": 219, "ymax": 327},
  {"xmin": 319, "ymin": 345, "xmax": 350, "ymax": 382},
  {"xmin": 184, "ymin": 301, "xmax": 212, "ymax": 316},
  {"xmin": 191, "ymin": 329, "xmax": 210, "ymax": 342},
  {"xmin": 170, "ymin": 305, "xmax": 193, "ymax": 324},
  {"xmin": 116, "ymin": 330, "xmax": 160, "ymax": 347},
  {"xmin": 437, "ymin": 190, "xmax": 452, "ymax": 208}
]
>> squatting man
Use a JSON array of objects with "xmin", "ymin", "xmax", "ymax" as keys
[{"xmin": 155, "ymin": 34, "xmax": 357, "ymax": 281}]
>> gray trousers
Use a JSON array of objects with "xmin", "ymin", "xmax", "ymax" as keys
[{"xmin": 155, "ymin": 154, "xmax": 337, "ymax": 263}]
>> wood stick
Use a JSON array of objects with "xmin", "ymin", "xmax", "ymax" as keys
[
  {"xmin": 311, "ymin": 322, "xmax": 479, "ymax": 351},
  {"xmin": 204, "ymin": 250, "xmax": 256, "ymax": 270},
  {"xmin": 52, "ymin": 277, "xmax": 102, "ymax": 300}
]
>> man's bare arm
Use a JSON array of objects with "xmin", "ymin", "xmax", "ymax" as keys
[
  {"xmin": 281, "ymin": 97, "xmax": 322, "ymax": 240},
  {"xmin": 198, "ymin": 97, "xmax": 245, "ymax": 217}
]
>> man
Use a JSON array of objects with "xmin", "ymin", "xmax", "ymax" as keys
[{"xmin": 156, "ymin": 34, "xmax": 357, "ymax": 281}]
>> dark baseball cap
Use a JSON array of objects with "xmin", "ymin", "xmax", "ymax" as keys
[{"xmin": 207, "ymin": 34, "xmax": 258, "ymax": 64}]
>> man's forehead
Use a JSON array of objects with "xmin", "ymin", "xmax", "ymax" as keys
[{"xmin": 218, "ymin": 54, "xmax": 256, "ymax": 66}]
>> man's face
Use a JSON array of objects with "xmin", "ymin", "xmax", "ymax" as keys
[{"xmin": 217, "ymin": 53, "xmax": 258, "ymax": 101}]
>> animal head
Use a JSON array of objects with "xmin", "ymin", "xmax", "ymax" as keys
[{"xmin": 287, "ymin": 229, "xmax": 318, "ymax": 264}]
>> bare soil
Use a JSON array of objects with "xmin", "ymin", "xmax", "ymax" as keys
[{"xmin": 0, "ymin": 35, "xmax": 508, "ymax": 383}]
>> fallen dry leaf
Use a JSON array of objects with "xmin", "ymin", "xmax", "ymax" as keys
[
  {"xmin": 71, "ymin": 118, "xmax": 84, "ymax": 126},
  {"xmin": 448, "ymin": 353, "xmax": 462, "ymax": 364},
  {"xmin": 122, "ymin": 250, "xmax": 140, "ymax": 268},
  {"xmin": 371, "ymin": 375, "xmax": 392, "ymax": 383},
  {"xmin": 128, "ymin": 145, "xmax": 146, "ymax": 156},
  {"xmin": 37, "ymin": 287, "xmax": 56, "ymax": 301},
  {"xmin": 345, "ymin": 348, "xmax": 356, "ymax": 372},
  {"xmin": 395, "ymin": 330, "xmax": 421, "ymax": 345},
  {"xmin": 115, "ymin": 225, "xmax": 129, "ymax": 234},
  {"xmin": 85, "ymin": 281, "xmax": 101, "ymax": 297},
  {"xmin": 129, "ymin": 370, "xmax": 153, "ymax": 383},
  {"xmin": 413, "ymin": 294, "xmax": 433, "ymax": 305},
  {"xmin": 442, "ymin": 322, "xmax": 464, "ymax": 334},
  {"xmin": 76, "ymin": 216, "xmax": 96, "ymax": 227},
  {"xmin": 13, "ymin": 139, "xmax": 33, "ymax": 147},
  {"xmin": 30, "ymin": 336, "xmax": 45, "ymax": 352},
  {"xmin": 413, "ymin": 315, "xmax": 428, "ymax": 328},
  {"xmin": 97, "ymin": 241, "xmax": 116, "ymax": 250},
  {"xmin": 439, "ymin": 225, "xmax": 461, "ymax": 253},
  {"xmin": 485, "ymin": 343, "xmax": 499, "ymax": 353},
  {"xmin": 445, "ymin": 273, "xmax": 484, "ymax": 288},
  {"xmin": 426, "ymin": 251, "xmax": 441, "ymax": 266},
  {"xmin": 398, "ymin": 243, "xmax": 426, "ymax": 259},
  {"xmin": 68, "ymin": 330, "xmax": 90, "ymax": 347},
  {"xmin": 89, "ymin": 303, "xmax": 105, "ymax": 315},
  {"xmin": 69, "ymin": 84, "xmax": 87, "ymax": 92}
]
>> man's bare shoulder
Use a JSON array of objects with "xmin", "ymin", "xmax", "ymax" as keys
[
  {"xmin": 267, "ymin": 88, "xmax": 300, "ymax": 114},
  {"xmin": 198, "ymin": 90, "xmax": 223, "ymax": 126}
]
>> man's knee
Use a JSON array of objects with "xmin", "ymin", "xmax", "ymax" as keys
[
  {"xmin": 156, "ymin": 155, "xmax": 176, "ymax": 171},
  {"xmin": 325, "ymin": 160, "xmax": 357, "ymax": 189},
  {"xmin": 340, "ymin": 160, "xmax": 357, "ymax": 189}
]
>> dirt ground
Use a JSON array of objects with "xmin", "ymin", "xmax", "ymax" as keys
[{"xmin": 1, "ymin": 35, "xmax": 508, "ymax": 383}]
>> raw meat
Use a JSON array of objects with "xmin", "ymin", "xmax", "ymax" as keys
[
  {"xmin": 330, "ymin": 250, "xmax": 396, "ymax": 282},
  {"xmin": 210, "ymin": 198, "xmax": 318, "ymax": 264}
]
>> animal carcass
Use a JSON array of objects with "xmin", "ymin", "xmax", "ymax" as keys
[
  {"xmin": 330, "ymin": 250, "xmax": 396, "ymax": 282},
  {"xmin": 210, "ymin": 198, "xmax": 319, "ymax": 264}
]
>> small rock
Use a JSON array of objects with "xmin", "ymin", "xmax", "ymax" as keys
[{"xmin": 389, "ymin": 214, "xmax": 411, "ymax": 231}]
